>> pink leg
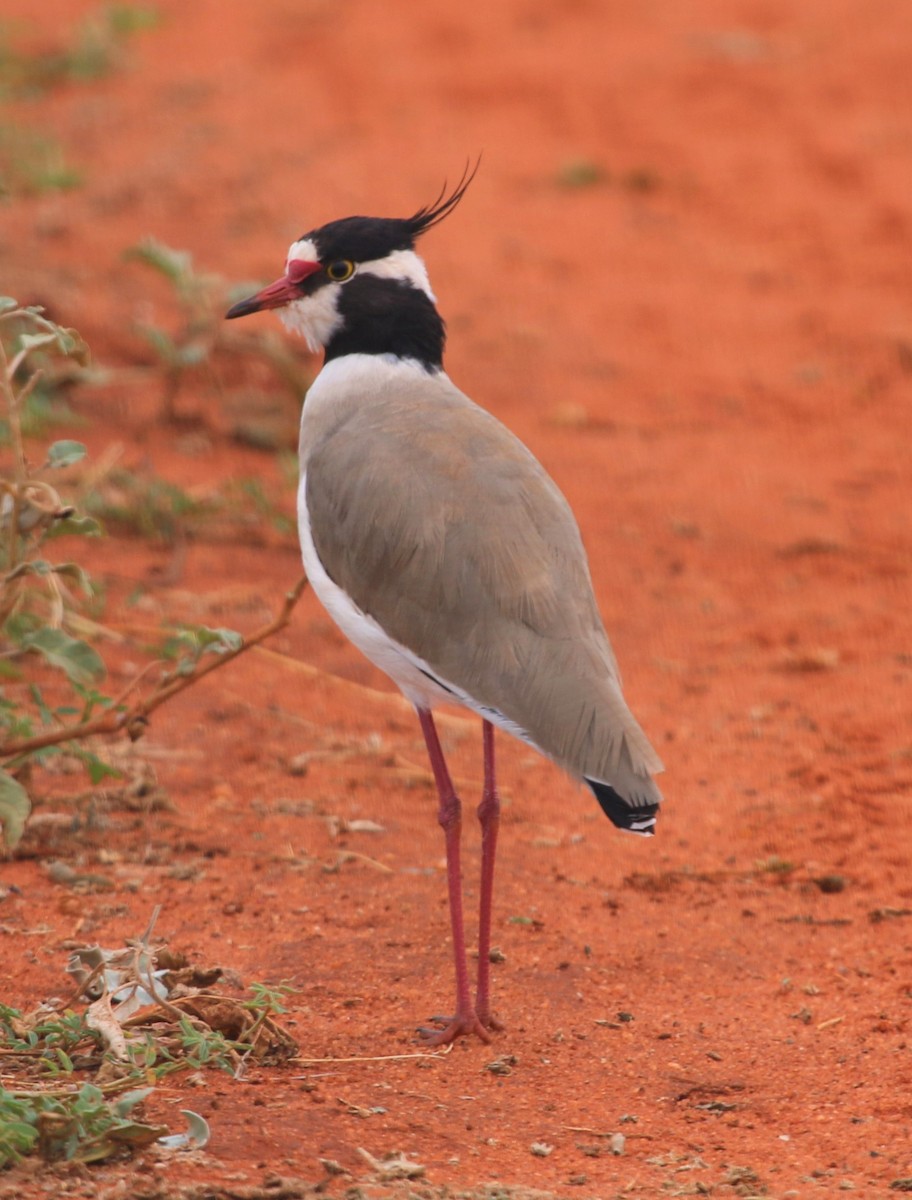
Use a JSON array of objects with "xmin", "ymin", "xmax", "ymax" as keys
[
  {"xmin": 416, "ymin": 708, "xmax": 490, "ymax": 1045},
  {"xmin": 475, "ymin": 720, "xmax": 505, "ymax": 1031}
]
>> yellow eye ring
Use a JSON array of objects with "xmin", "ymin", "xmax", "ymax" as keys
[{"xmin": 326, "ymin": 260, "xmax": 355, "ymax": 282}]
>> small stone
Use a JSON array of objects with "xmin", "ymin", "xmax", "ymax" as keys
[
  {"xmin": 484, "ymin": 1054, "xmax": 517, "ymax": 1076},
  {"xmin": 530, "ymin": 1142, "xmax": 554, "ymax": 1157},
  {"xmin": 813, "ymin": 874, "xmax": 847, "ymax": 894},
  {"xmin": 610, "ymin": 1133, "xmax": 626, "ymax": 1155}
]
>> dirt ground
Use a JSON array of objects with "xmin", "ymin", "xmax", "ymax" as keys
[{"xmin": 2, "ymin": 0, "xmax": 911, "ymax": 1195}]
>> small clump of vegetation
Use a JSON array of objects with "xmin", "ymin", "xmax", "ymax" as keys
[
  {"xmin": 0, "ymin": 5, "xmax": 159, "ymax": 198},
  {"xmin": 555, "ymin": 158, "xmax": 661, "ymax": 193},
  {"xmin": 0, "ymin": 125, "xmax": 82, "ymax": 196},
  {"xmin": 0, "ymin": 912, "xmax": 296, "ymax": 1165},
  {"xmin": 0, "ymin": 5, "xmax": 159, "ymax": 99},
  {"xmin": 126, "ymin": 237, "xmax": 314, "ymax": 434}
]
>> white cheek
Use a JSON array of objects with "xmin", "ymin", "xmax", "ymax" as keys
[
  {"xmin": 279, "ymin": 287, "xmax": 342, "ymax": 351},
  {"xmin": 275, "ymin": 237, "xmax": 342, "ymax": 350}
]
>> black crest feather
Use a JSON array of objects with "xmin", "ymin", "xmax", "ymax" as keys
[
  {"xmin": 405, "ymin": 158, "xmax": 481, "ymax": 240},
  {"xmin": 302, "ymin": 159, "xmax": 480, "ymax": 265}
]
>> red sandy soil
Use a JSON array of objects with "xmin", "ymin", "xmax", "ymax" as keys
[{"xmin": 2, "ymin": 1, "xmax": 911, "ymax": 1196}]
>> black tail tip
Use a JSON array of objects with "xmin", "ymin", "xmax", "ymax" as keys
[{"xmin": 587, "ymin": 778, "xmax": 658, "ymax": 837}]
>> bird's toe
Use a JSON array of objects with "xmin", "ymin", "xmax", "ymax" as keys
[{"xmin": 417, "ymin": 1011, "xmax": 492, "ymax": 1046}]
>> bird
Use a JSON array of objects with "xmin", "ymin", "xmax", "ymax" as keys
[{"xmin": 225, "ymin": 167, "xmax": 664, "ymax": 1044}]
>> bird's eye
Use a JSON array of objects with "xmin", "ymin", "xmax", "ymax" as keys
[{"xmin": 326, "ymin": 260, "xmax": 355, "ymax": 282}]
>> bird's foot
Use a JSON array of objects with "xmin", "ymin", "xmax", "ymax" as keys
[
  {"xmin": 475, "ymin": 1007, "xmax": 505, "ymax": 1033},
  {"xmin": 417, "ymin": 1010, "xmax": 492, "ymax": 1046}
]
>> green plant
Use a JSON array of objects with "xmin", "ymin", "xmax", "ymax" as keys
[
  {"xmin": 126, "ymin": 237, "xmax": 313, "ymax": 424},
  {"xmin": 0, "ymin": 6, "xmax": 159, "ymax": 99},
  {"xmin": 0, "ymin": 6, "xmax": 160, "ymax": 198},
  {"xmin": 0, "ymin": 922, "xmax": 295, "ymax": 1165},
  {"xmin": 173, "ymin": 1017, "xmax": 242, "ymax": 1073},
  {"xmin": 225, "ymin": 476, "xmax": 296, "ymax": 537},
  {"xmin": 0, "ymin": 1000, "xmax": 163, "ymax": 1166},
  {"xmin": 83, "ymin": 469, "xmax": 295, "ymax": 545},
  {"xmin": 0, "ymin": 1080, "xmax": 181, "ymax": 1166},
  {"xmin": 557, "ymin": 158, "xmax": 606, "ymax": 188},
  {"xmin": 84, "ymin": 467, "xmax": 211, "ymax": 544},
  {"xmin": 0, "ymin": 300, "xmax": 102, "ymax": 843},
  {"xmin": 244, "ymin": 980, "xmax": 294, "ymax": 1016},
  {"xmin": 0, "ymin": 124, "xmax": 82, "ymax": 197},
  {"xmin": 0, "ymin": 299, "xmax": 308, "ymax": 849}
]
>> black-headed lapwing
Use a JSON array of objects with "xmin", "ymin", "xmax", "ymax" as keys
[{"xmin": 226, "ymin": 169, "xmax": 664, "ymax": 1044}]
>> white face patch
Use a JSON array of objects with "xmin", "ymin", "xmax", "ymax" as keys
[
  {"xmin": 279, "ymin": 238, "xmax": 341, "ymax": 351},
  {"xmin": 278, "ymin": 289, "xmax": 343, "ymax": 352}
]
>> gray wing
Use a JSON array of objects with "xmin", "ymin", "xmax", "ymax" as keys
[{"xmin": 305, "ymin": 384, "xmax": 662, "ymax": 790}]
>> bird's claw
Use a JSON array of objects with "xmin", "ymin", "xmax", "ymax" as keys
[{"xmin": 417, "ymin": 1011, "xmax": 492, "ymax": 1045}]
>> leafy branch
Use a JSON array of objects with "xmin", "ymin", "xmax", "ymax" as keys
[
  {"xmin": 0, "ymin": 573, "xmax": 308, "ymax": 761},
  {"xmin": 126, "ymin": 237, "xmax": 313, "ymax": 427},
  {"xmin": 0, "ymin": 298, "xmax": 308, "ymax": 849}
]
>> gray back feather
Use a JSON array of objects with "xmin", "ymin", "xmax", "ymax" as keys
[{"xmin": 301, "ymin": 366, "xmax": 662, "ymax": 799}]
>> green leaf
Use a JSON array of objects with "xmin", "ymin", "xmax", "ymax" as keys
[
  {"xmin": 71, "ymin": 748, "xmax": 121, "ymax": 786},
  {"xmin": 109, "ymin": 6, "xmax": 161, "ymax": 34},
  {"xmin": 0, "ymin": 768, "xmax": 30, "ymax": 849},
  {"xmin": 0, "ymin": 1117, "xmax": 39, "ymax": 1166},
  {"xmin": 29, "ymin": 683, "xmax": 53, "ymax": 725},
  {"xmin": 126, "ymin": 238, "xmax": 192, "ymax": 283},
  {"xmin": 73, "ymin": 1082, "xmax": 104, "ymax": 1111},
  {"xmin": 0, "ymin": 297, "xmax": 19, "ymax": 314},
  {"xmin": 47, "ymin": 440, "xmax": 87, "ymax": 468},
  {"xmin": 44, "ymin": 514, "xmax": 103, "ymax": 540},
  {"xmin": 136, "ymin": 324, "xmax": 178, "ymax": 363},
  {"xmin": 23, "ymin": 628, "xmax": 105, "ymax": 686},
  {"xmin": 53, "ymin": 1048, "xmax": 75, "ymax": 1073},
  {"xmin": 112, "ymin": 1088, "xmax": 154, "ymax": 1118},
  {"xmin": 48, "ymin": 562, "xmax": 92, "ymax": 594},
  {"xmin": 16, "ymin": 332, "xmax": 57, "ymax": 353},
  {"xmin": 2, "ymin": 1120, "xmax": 37, "ymax": 1142},
  {"xmin": 54, "ymin": 328, "xmax": 91, "ymax": 365},
  {"xmin": 197, "ymin": 626, "xmax": 243, "ymax": 653}
]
